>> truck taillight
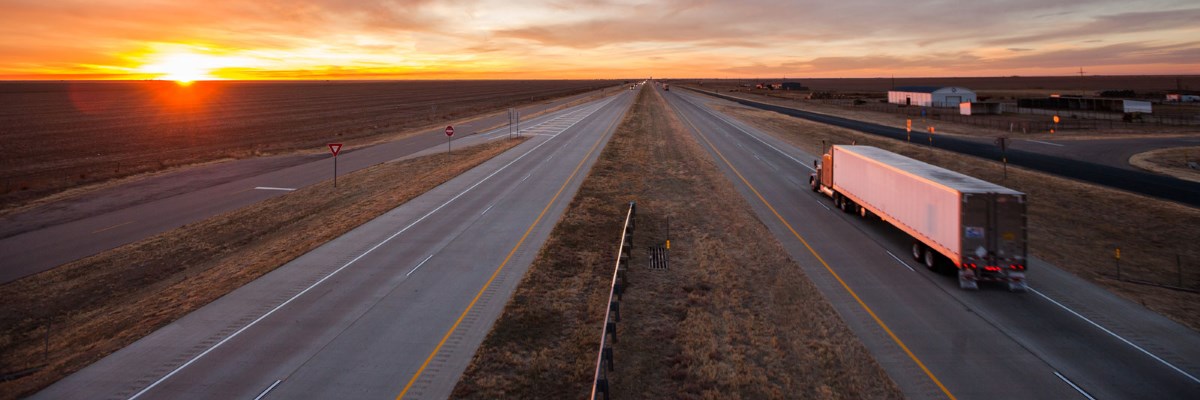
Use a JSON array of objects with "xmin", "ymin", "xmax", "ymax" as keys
[
  {"xmin": 1009, "ymin": 264, "xmax": 1025, "ymax": 271},
  {"xmin": 965, "ymin": 263, "xmax": 977, "ymax": 269},
  {"xmin": 984, "ymin": 266, "xmax": 1001, "ymax": 272}
]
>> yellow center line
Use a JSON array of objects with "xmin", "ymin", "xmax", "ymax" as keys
[
  {"xmin": 396, "ymin": 97, "xmax": 626, "ymax": 399},
  {"xmin": 91, "ymin": 220, "xmax": 133, "ymax": 234},
  {"xmin": 665, "ymin": 96, "xmax": 957, "ymax": 400}
]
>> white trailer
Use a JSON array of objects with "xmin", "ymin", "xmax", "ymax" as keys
[{"xmin": 810, "ymin": 145, "xmax": 1028, "ymax": 291}]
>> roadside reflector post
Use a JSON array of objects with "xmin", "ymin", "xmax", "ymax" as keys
[
  {"xmin": 1115, "ymin": 247, "xmax": 1121, "ymax": 280},
  {"xmin": 906, "ymin": 119, "xmax": 912, "ymax": 142}
]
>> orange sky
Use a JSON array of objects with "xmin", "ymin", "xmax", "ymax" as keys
[{"xmin": 1, "ymin": 0, "xmax": 1198, "ymax": 80}]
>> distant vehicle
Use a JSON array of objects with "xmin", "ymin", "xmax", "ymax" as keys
[
  {"xmin": 630, "ymin": 85, "xmax": 635, "ymax": 90},
  {"xmin": 810, "ymin": 145, "xmax": 1028, "ymax": 291},
  {"xmin": 663, "ymin": 84, "xmax": 669, "ymax": 91}
]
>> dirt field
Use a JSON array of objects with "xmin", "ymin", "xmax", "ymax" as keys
[
  {"xmin": 452, "ymin": 88, "xmax": 901, "ymax": 399},
  {"xmin": 0, "ymin": 80, "xmax": 617, "ymax": 210},
  {"xmin": 0, "ymin": 137, "xmax": 525, "ymax": 399},
  {"xmin": 706, "ymin": 102, "xmax": 1200, "ymax": 333},
  {"xmin": 1131, "ymin": 146, "xmax": 1200, "ymax": 183}
]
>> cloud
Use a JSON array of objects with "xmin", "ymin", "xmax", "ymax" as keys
[
  {"xmin": 981, "ymin": 8, "xmax": 1200, "ymax": 46},
  {"xmin": 1, "ymin": 0, "xmax": 1197, "ymax": 79}
]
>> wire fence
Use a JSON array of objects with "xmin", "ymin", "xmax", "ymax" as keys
[
  {"xmin": 804, "ymin": 99, "xmax": 1200, "ymax": 131},
  {"xmin": 1107, "ymin": 249, "xmax": 1198, "ymax": 293}
]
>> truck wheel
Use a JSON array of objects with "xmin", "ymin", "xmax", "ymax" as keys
[
  {"xmin": 859, "ymin": 205, "xmax": 869, "ymax": 219},
  {"xmin": 809, "ymin": 177, "xmax": 818, "ymax": 192},
  {"xmin": 911, "ymin": 242, "xmax": 923, "ymax": 261},
  {"xmin": 923, "ymin": 248, "xmax": 937, "ymax": 270},
  {"xmin": 838, "ymin": 196, "xmax": 849, "ymax": 213}
]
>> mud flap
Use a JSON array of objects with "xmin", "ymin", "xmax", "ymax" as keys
[
  {"xmin": 958, "ymin": 269, "xmax": 979, "ymax": 290},
  {"xmin": 1007, "ymin": 272, "xmax": 1027, "ymax": 292}
]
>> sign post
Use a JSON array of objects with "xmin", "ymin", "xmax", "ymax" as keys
[
  {"xmin": 328, "ymin": 143, "xmax": 342, "ymax": 188},
  {"xmin": 995, "ymin": 137, "xmax": 1009, "ymax": 179},
  {"xmin": 445, "ymin": 125, "xmax": 455, "ymax": 156},
  {"xmin": 906, "ymin": 119, "xmax": 912, "ymax": 142}
]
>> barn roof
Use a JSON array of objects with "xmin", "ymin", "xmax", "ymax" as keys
[{"xmin": 891, "ymin": 86, "xmax": 943, "ymax": 93}]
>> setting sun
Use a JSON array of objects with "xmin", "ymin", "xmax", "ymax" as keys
[{"xmin": 137, "ymin": 52, "xmax": 226, "ymax": 83}]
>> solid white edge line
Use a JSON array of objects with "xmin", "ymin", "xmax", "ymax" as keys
[
  {"xmin": 253, "ymin": 379, "xmax": 283, "ymax": 400},
  {"xmin": 126, "ymin": 93, "xmax": 622, "ymax": 400},
  {"xmin": 254, "ymin": 187, "xmax": 297, "ymax": 191},
  {"xmin": 812, "ymin": 198, "xmax": 830, "ymax": 211},
  {"xmin": 407, "ymin": 254, "xmax": 435, "ymax": 277},
  {"xmin": 1027, "ymin": 140, "xmax": 1064, "ymax": 147},
  {"xmin": 1031, "ymin": 287, "xmax": 1200, "ymax": 384},
  {"xmin": 1053, "ymin": 371, "xmax": 1096, "ymax": 400},
  {"xmin": 677, "ymin": 92, "xmax": 816, "ymax": 172},
  {"xmin": 885, "ymin": 251, "xmax": 916, "ymax": 272}
]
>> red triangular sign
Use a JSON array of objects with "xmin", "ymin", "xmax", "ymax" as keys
[{"xmin": 328, "ymin": 143, "xmax": 343, "ymax": 156}]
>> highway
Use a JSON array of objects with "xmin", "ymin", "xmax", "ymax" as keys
[
  {"xmin": 0, "ymin": 88, "xmax": 616, "ymax": 284},
  {"xmin": 662, "ymin": 87, "xmax": 1200, "ymax": 399},
  {"xmin": 31, "ymin": 89, "xmax": 635, "ymax": 399},
  {"xmin": 690, "ymin": 88, "xmax": 1200, "ymax": 207}
]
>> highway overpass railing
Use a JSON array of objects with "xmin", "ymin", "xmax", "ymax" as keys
[{"xmin": 590, "ymin": 201, "xmax": 635, "ymax": 400}]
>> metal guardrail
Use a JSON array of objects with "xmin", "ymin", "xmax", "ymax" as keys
[{"xmin": 590, "ymin": 201, "xmax": 635, "ymax": 400}]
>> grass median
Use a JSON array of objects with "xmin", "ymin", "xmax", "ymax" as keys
[
  {"xmin": 0, "ymin": 137, "xmax": 525, "ymax": 399},
  {"xmin": 452, "ymin": 87, "xmax": 902, "ymax": 399}
]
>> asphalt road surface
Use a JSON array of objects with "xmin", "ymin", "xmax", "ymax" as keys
[
  {"xmin": 32, "ymin": 89, "xmax": 635, "ymax": 400},
  {"xmin": 0, "ymin": 88, "xmax": 617, "ymax": 283},
  {"xmin": 664, "ymin": 87, "xmax": 1200, "ymax": 400},
  {"xmin": 994, "ymin": 135, "xmax": 1200, "ymax": 171},
  {"xmin": 690, "ymin": 88, "xmax": 1200, "ymax": 207}
]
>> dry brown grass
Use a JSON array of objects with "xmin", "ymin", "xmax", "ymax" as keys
[
  {"xmin": 0, "ymin": 137, "xmax": 526, "ymax": 399},
  {"xmin": 710, "ymin": 103, "xmax": 1200, "ymax": 332},
  {"xmin": 1130, "ymin": 146, "xmax": 1200, "ymax": 183},
  {"xmin": 452, "ymin": 88, "xmax": 901, "ymax": 399}
]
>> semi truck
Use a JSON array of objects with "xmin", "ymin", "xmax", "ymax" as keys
[{"xmin": 810, "ymin": 145, "xmax": 1027, "ymax": 291}]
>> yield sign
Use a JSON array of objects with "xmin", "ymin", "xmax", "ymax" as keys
[
  {"xmin": 445, "ymin": 125, "xmax": 455, "ymax": 137},
  {"xmin": 328, "ymin": 143, "xmax": 342, "ymax": 156}
]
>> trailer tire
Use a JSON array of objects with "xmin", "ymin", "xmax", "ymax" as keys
[
  {"xmin": 838, "ymin": 196, "xmax": 849, "ymax": 213},
  {"xmin": 923, "ymin": 248, "xmax": 938, "ymax": 271},
  {"xmin": 859, "ymin": 205, "xmax": 870, "ymax": 219},
  {"xmin": 911, "ymin": 242, "xmax": 923, "ymax": 261}
]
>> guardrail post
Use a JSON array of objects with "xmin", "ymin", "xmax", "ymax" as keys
[
  {"xmin": 603, "ymin": 345, "xmax": 614, "ymax": 371},
  {"xmin": 610, "ymin": 300, "xmax": 620, "ymax": 322},
  {"xmin": 606, "ymin": 321, "xmax": 618, "ymax": 343}
]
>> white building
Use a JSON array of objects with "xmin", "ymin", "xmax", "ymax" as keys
[
  {"xmin": 1166, "ymin": 91, "xmax": 1200, "ymax": 102},
  {"xmin": 888, "ymin": 86, "xmax": 976, "ymax": 107}
]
